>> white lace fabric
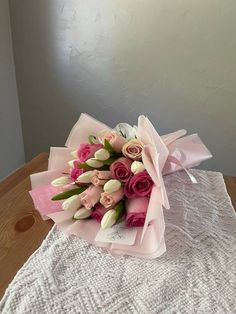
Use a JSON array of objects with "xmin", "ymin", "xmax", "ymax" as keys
[{"xmin": 1, "ymin": 170, "xmax": 235, "ymax": 313}]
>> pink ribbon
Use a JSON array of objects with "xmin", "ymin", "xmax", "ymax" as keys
[{"xmin": 167, "ymin": 153, "xmax": 197, "ymax": 184}]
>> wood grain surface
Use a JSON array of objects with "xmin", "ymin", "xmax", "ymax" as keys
[
  {"xmin": 0, "ymin": 153, "xmax": 53, "ymax": 299},
  {"xmin": 0, "ymin": 153, "xmax": 235, "ymax": 299},
  {"xmin": 224, "ymin": 176, "xmax": 236, "ymax": 209}
]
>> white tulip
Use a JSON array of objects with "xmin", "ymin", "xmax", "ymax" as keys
[
  {"xmin": 76, "ymin": 171, "xmax": 93, "ymax": 183},
  {"xmin": 86, "ymin": 158, "xmax": 104, "ymax": 168},
  {"xmin": 101, "ymin": 210, "xmax": 117, "ymax": 229},
  {"xmin": 131, "ymin": 161, "xmax": 145, "ymax": 174},
  {"xmin": 74, "ymin": 207, "xmax": 92, "ymax": 219},
  {"xmin": 62, "ymin": 195, "xmax": 81, "ymax": 211},
  {"xmin": 71, "ymin": 150, "xmax": 78, "ymax": 158},
  {"xmin": 94, "ymin": 148, "xmax": 110, "ymax": 161},
  {"xmin": 103, "ymin": 179, "xmax": 121, "ymax": 193},
  {"xmin": 68, "ymin": 159, "xmax": 77, "ymax": 168},
  {"xmin": 51, "ymin": 176, "xmax": 71, "ymax": 187}
]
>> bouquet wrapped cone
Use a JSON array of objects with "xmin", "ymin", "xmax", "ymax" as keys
[{"xmin": 29, "ymin": 113, "xmax": 212, "ymax": 259}]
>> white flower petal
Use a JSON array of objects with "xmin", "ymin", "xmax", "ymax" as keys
[
  {"xmin": 101, "ymin": 210, "xmax": 117, "ymax": 229},
  {"xmin": 114, "ymin": 123, "xmax": 137, "ymax": 140},
  {"xmin": 86, "ymin": 158, "xmax": 104, "ymax": 168},
  {"xmin": 71, "ymin": 150, "xmax": 78, "ymax": 158},
  {"xmin": 131, "ymin": 161, "xmax": 145, "ymax": 174},
  {"xmin": 68, "ymin": 159, "xmax": 76, "ymax": 168},
  {"xmin": 94, "ymin": 148, "xmax": 110, "ymax": 161},
  {"xmin": 103, "ymin": 179, "xmax": 121, "ymax": 193},
  {"xmin": 51, "ymin": 176, "xmax": 71, "ymax": 187},
  {"xmin": 76, "ymin": 171, "xmax": 93, "ymax": 183},
  {"xmin": 62, "ymin": 195, "xmax": 81, "ymax": 211},
  {"xmin": 74, "ymin": 207, "xmax": 92, "ymax": 219}
]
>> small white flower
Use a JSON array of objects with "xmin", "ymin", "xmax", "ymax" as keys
[
  {"xmin": 94, "ymin": 148, "xmax": 110, "ymax": 161},
  {"xmin": 103, "ymin": 179, "xmax": 121, "ymax": 193},
  {"xmin": 101, "ymin": 210, "xmax": 117, "ymax": 229},
  {"xmin": 74, "ymin": 207, "xmax": 92, "ymax": 219},
  {"xmin": 86, "ymin": 158, "xmax": 104, "ymax": 168},
  {"xmin": 76, "ymin": 171, "xmax": 93, "ymax": 183},
  {"xmin": 68, "ymin": 159, "xmax": 77, "ymax": 168},
  {"xmin": 114, "ymin": 123, "xmax": 137, "ymax": 140},
  {"xmin": 62, "ymin": 195, "xmax": 81, "ymax": 211},
  {"xmin": 71, "ymin": 150, "xmax": 78, "ymax": 158},
  {"xmin": 131, "ymin": 161, "xmax": 145, "ymax": 174},
  {"xmin": 51, "ymin": 176, "xmax": 71, "ymax": 187}
]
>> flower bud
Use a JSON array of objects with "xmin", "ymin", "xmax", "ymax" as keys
[
  {"xmin": 74, "ymin": 207, "xmax": 92, "ymax": 219},
  {"xmin": 68, "ymin": 159, "xmax": 77, "ymax": 168},
  {"xmin": 76, "ymin": 171, "xmax": 93, "ymax": 183},
  {"xmin": 86, "ymin": 158, "xmax": 104, "ymax": 168},
  {"xmin": 103, "ymin": 179, "xmax": 121, "ymax": 193},
  {"xmin": 62, "ymin": 195, "xmax": 81, "ymax": 211},
  {"xmin": 94, "ymin": 148, "xmax": 110, "ymax": 161},
  {"xmin": 71, "ymin": 150, "xmax": 78, "ymax": 158},
  {"xmin": 51, "ymin": 176, "xmax": 71, "ymax": 187},
  {"xmin": 101, "ymin": 209, "xmax": 117, "ymax": 229},
  {"xmin": 131, "ymin": 161, "xmax": 145, "ymax": 174}
]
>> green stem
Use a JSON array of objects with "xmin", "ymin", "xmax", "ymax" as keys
[
  {"xmin": 51, "ymin": 187, "xmax": 86, "ymax": 201},
  {"xmin": 114, "ymin": 200, "xmax": 126, "ymax": 221}
]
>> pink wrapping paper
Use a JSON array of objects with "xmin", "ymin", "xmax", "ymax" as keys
[
  {"xmin": 30, "ymin": 185, "xmax": 64, "ymax": 220},
  {"xmin": 48, "ymin": 147, "xmax": 74, "ymax": 171},
  {"xmin": 30, "ymin": 113, "xmax": 212, "ymax": 259}
]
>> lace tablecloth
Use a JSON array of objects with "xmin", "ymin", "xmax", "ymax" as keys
[{"xmin": 1, "ymin": 170, "xmax": 235, "ymax": 313}]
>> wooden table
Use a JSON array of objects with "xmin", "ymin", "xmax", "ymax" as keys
[{"xmin": 0, "ymin": 153, "xmax": 235, "ymax": 299}]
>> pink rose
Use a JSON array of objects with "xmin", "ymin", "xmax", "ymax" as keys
[
  {"xmin": 102, "ymin": 130, "xmax": 126, "ymax": 153},
  {"xmin": 77, "ymin": 144, "xmax": 103, "ymax": 162},
  {"xmin": 110, "ymin": 157, "xmax": 133, "ymax": 183},
  {"xmin": 79, "ymin": 185, "xmax": 103, "ymax": 209},
  {"xmin": 100, "ymin": 188, "xmax": 124, "ymax": 208},
  {"xmin": 70, "ymin": 160, "xmax": 84, "ymax": 180},
  {"xmin": 124, "ymin": 170, "xmax": 153, "ymax": 198},
  {"xmin": 90, "ymin": 170, "xmax": 112, "ymax": 186},
  {"xmin": 125, "ymin": 197, "xmax": 149, "ymax": 227},
  {"xmin": 122, "ymin": 139, "xmax": 144, "ymax": 160},
  {"xmin": 91, "ymin": 203, "xmax": 109, "ymax": 223},
  {"xmin": 70, "ymin": 168, "xmax": 83, "ymax": 180}
]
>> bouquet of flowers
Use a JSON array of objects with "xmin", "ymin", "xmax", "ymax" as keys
[{"xmin": 30, "ymin": 113, "xmax": 212, "ymax": 258}]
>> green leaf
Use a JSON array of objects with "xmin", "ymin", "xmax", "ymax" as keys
[
  {"xmin": 110, "ymin": 152, "xmax": 123, "ymax": 159},
  {"xmin": 78, "ymin": 162, "xmax": 109, "ymax": 171},
  {"xmin": 78, "ymin": 163, "xmax": 94, "ymax": 170},
  {"xmin": 88, "ymin": 135, "xmax": 97, "ymax": 144},
  {"xmin": 99, "ymin": 158, "xmax": 115, "ymax": 165},
  {"xmin": 51, "ymin": 187, "xmax": 86, "ymax": 201},
  {"xmin": 100, "ymin": 165, "xmax": 110, "ymax": 170},
  {"xmin": 104, "ymin": 139, "xmax": 115, "ymax": 153},
  {"xmin": 114, "ymin": 200, "xmax": 125, "ymax": 220}
]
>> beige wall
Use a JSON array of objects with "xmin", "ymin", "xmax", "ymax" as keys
[
  {"xmin": 10, "ymin": 0, "xmax": 236, "ymax": 175},
  {"xmin": 0, "ymin": 0, "xmax": 24, "ymax": 179}
]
